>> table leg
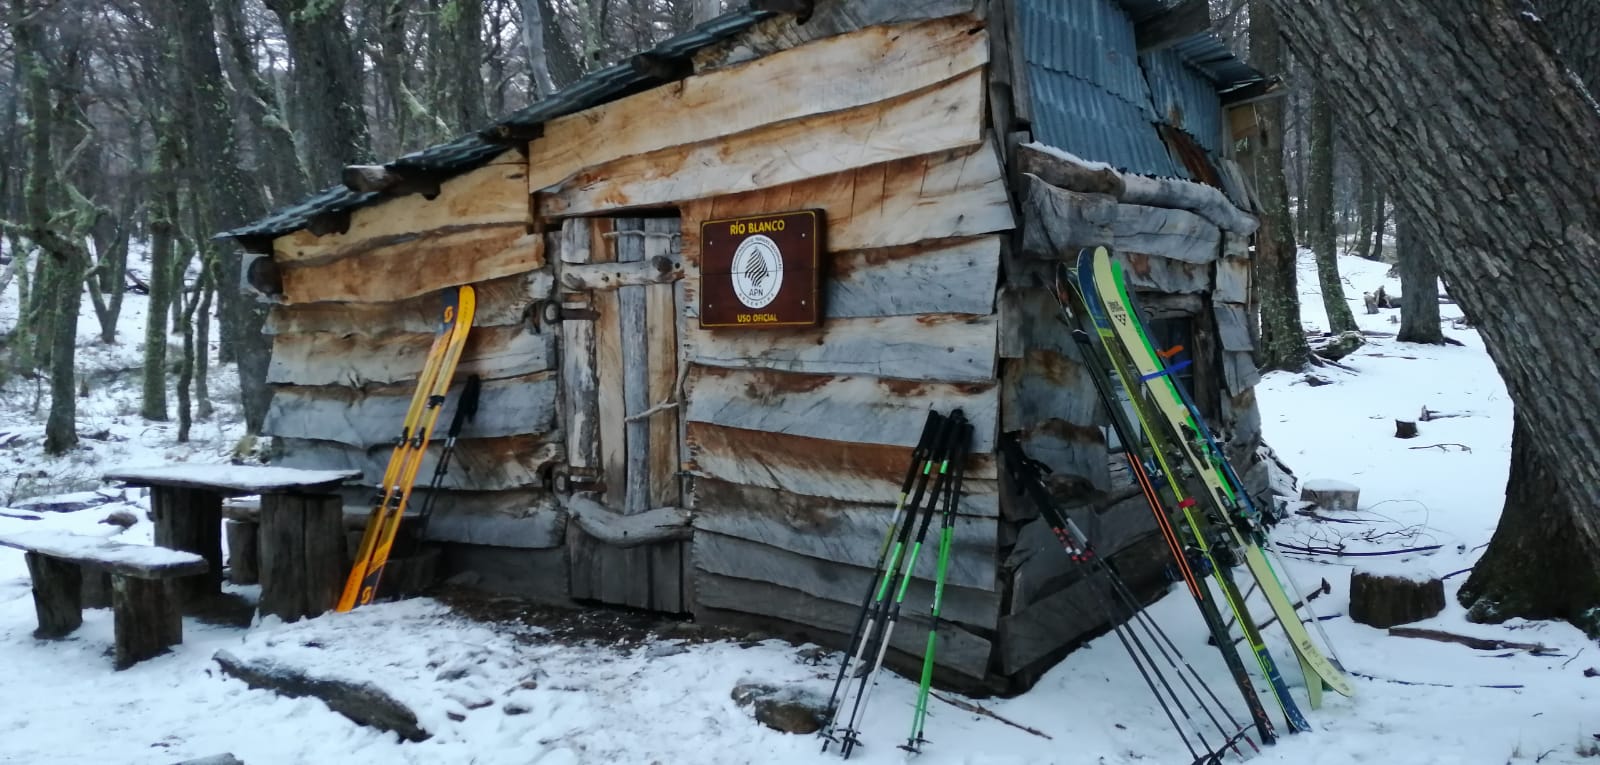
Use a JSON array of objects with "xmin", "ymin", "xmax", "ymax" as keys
[
  {"xmin": 258, "ymin": 493, "xmax": 342, "ymax": 621},
  {"xmin": 151, "ymin": 487, "xmax": 223, "ymax": 603}
]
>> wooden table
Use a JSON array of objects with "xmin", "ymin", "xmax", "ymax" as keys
[{"xmin": 102, "ymin": 465, "xmax": 359, "ymax": 621}]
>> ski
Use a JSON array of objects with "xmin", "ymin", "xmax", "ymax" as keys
[
  {"xmin": 337, "ymin": 285, "xmax": 477, "ymax": 612},
  {"xmin": 1091, "ymin": 247, "xmax": 1355, "ymax": 700},
  {"xmin": 1075, "ymin": 249, "xmax": 1312, "ymax": 734},
  {"xmin": 1052, "ymin": 266, "xmax": 1277, "ymax": 746}
]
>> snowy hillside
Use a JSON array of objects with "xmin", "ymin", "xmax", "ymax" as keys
[{"xmin": 1, "ymin": 251, "xmax": 1594, "ymax": 765}]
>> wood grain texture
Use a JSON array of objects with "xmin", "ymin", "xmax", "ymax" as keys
[
  {"xmin": 276, "ymin": 435, "xmax": 564, "ymax": 492},
  {"xmin": 678, "ymin": 139, "xmax": 1014, "ymax": 263},
  {"xmin": 682, "ymin": 312, "xmax": 998, "ymax": 383},
  {"xmin": 1018, "ymin": 177, "xmax": 1118, "ymax": 258},
  {"xmin": 538, "ymin": 70, "xmax": 986, "ymax": 217},
  {"xmin": 263, "ymin": 373, "xmax": 558, "ymax": 448},
  {"xmin": 617, "ymin": 223, "xmax": 652, "ymax": 513},
  {"xmin": 685, "ymin": 422, "xmax": 999, "ymax": 508},
  {"xmin": 683, "ymin": 365, "xmax": 1000, "ymax": 454},
  {"xmin": 1215, "ymin": 256, "xmax": 1251, "ymax": 306},
  {"xmin": 690, "ymin": 573, "xmax": 992, "ymax": 682},
  {"xmin": 644, "ymin": 219, "xmax": 683, "ymax": 508},
  {"xmin": 527, "ymin": 16, "xmax": 988, "ymax": 194},
  {"xmin": 825, "ymin": 236, "xmax": 1000, "ymax": 318},
  {"xmin": 272, "ymin": 152, "xmax": 528, "ymax": 264},
  {"xmin": 1117, "ymin": 251, "xmax": 1211, "ymax": 295},
  {"xmin": 691, "ymin": 479, "xmax": 997, "ymax": 590},
  {"xmin": 693, "ymin": 0, "xmax": 980, "ymax": 71},
  {"xmin": 24, "ymin": 553, "xmax": 82, "ymax": 638},
  {"xmin": 112, "ymin": 576, "xmax": 182, "ymax": 669},
  {"xmin": 279, "ymin": 227, "xmax": 545, "ymax": 305},
  {"xmin": 268, "ymin": 325, "xmax": 556, "ymax": 387},
  {"xmin": 1111, "ymin": 203, "xmax": 1222, "ymax": 264},
  {"xmin": 560, "ymin": 294, "xmax": 599, "ymax": 471},
  {"xmin": 563, "ymin": 494, "xmax": 690, "ymax": 547},
  {"xmin": 421, "ymin": 495, "xmax": 565, "ymax": 549},
  {"xmin": 264, "ymin": 272, "xmax": 551, "ymax": 336},
  {"xmin": 692, "ymin": 531, "xmax": 1000, "ymax": 628},
  {"xmin": 996, "ymin": 572, "xmax": 1114, "ymax": 675}
]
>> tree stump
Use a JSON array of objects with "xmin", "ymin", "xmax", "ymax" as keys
[
  {"xmin": 152, "ymin": 487, "xmax": 223, "ymax": 603},
  {"xmin": 1395, "ymin": 419, "xmax": 1419, "ymax": 439},
  {"xmin": 25, "ymin": 553, "xmax": 83, "ymax": 639},
  {"xmin": 225, "ymin": 520, "xmax": 260, "ymax": 585},
  {"xmin": 1349, "ymin": 569, "xmax": 1444, "ymax": 628},
  {"xmin": 112, "ymin": 575, "xmax": 183, "ymax": 669},
  {"xmin": 1300, "ymin": 479, "xmax": 1361, "ymax": 512},
  {"xmin": 258, "ymin": 494, "xmax": 343, "ymax": 621}
]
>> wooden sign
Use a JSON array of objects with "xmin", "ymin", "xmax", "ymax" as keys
[{"xmin": 699, "ymin": 210, "xmax": 823, "ymax": 329}]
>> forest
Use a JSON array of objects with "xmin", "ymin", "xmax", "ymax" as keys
[{"xmin": 1, "ymin": 0, "xmax": 1598, "ymax": 683}]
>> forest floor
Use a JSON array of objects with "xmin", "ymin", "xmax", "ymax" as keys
[{"xmin": 0, "ymin": 250, "xmax": 1594, "ymax": 765}]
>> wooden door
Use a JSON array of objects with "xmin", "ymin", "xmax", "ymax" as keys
[{"xmin": 555, "ymin": 217, "xmax": 687, "ymax": 613}]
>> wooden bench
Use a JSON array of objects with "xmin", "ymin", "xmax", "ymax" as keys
[{"xmin": 0, "ymin": 529, "xmax": 209, "ymax": 669}]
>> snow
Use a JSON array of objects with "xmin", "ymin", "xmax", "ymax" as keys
[
  {"xmin": 103, "ymin": 464, "xmax": 361, "ymax": 493},
  {"xmin": 0, "ymin": 528, "xmax": 205, "ymax": 570},
  {"xmin": 1023, "ymin": 141, "xmax": 1118, "ymax": 173},
  {"xmin": 1, "ymin": 247, "xmax": 1596, "ymax": 764},
  {"xmin": 1300, "ymin": 478, "xmax": 1360, "ymax": 494}
]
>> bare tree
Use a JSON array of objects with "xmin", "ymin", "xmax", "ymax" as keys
[
  {"xmin": 1265, "ymin": 0, "xmax": 1600, "ymax": 633},
  {"xmin": 1393, "ymin": 202, "xmax": 1444, "ymax": 344},
  {"xmin": 1307, "ymin": 86, "xmax": 1358, "ymax": 333}
]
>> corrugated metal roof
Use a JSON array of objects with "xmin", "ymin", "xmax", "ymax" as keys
[
  {"xmin": 1141, "ymin": 48, "xmax": 1225, "ymax": 154},
  {"xmin": 1020, "ymin": 0, "xmax": 1153, "ymax": 119},
  {"xmin": 1029, "ymin": 68, "xmax": 1185, "ymax": 178},
  {"xmin": 222, "ymin": 8, "xmax": 773, "ymax": 242}
]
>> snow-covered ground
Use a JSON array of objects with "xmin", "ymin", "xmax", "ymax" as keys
[{"xmin": 1, "ymin": 250, "xmax": 1594, "ymax": 765}]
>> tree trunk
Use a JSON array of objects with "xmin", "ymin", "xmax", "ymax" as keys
[
  {"xmin": 1266, "ymin": 0, "xmax": 1600, "ymax": 635},
  {"xmin": 217, "ymin": 0, "xmax": 307, "ymax": 201},
  {"xmin": 1245, "ymin": 2, "xmax": 1310, "ymax": 372},
  {"xmin": 1308, "ymin": 86, "xmax": 1358, "ymax": 333},
  {"xmin": 1395, "ymin": 203, "xmax": 1444, "ymax": 344},
  {"xmin": 172, "ymin": 0, "xmax": 273, "ymax": 435},
  {"xmin": 1355, "ymin": 162, "xmax": 1377, "ymax": 259},
  {"xmin": 444, "ymin": 0, "xmax": 487, "ymax": 130},
  {"xmin": 1370, "ymin": 185, "xmax": 1388, "ymax": 261},
  {"xmin": 520, "ymin": 0, "xmax": 558, "ymax": 98},
  {"xmin": 264, "ymin": 0, "xmax": 370, "ymax": 187},
  {"xmin": 141, "ymin": 117, "xmax": 181, "ymax": 422},
  {"xmin": 537, "ymin": 0, "xmax": 583, "ymax": 88},
  {"xmin": 691, "ymin": 0, "xmax": 720, "ymax": 24}
]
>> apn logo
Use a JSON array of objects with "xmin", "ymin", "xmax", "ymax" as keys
[{"xmin": 730, "ymin": 235, "xmax": 783, "ymax": 310}]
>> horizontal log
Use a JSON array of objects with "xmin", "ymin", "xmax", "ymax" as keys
[
  {"xmin": 1014, "ymin": 418, "xmax": 1112, "ymax": 494},
  {"xmin": 559, "ymin": 255, "xmax": 680, "ymax": 291},
  {"xmin": 684, "ymin": 365, "xmax": 999, "ymax": 453},
  {"xmin": 679, "ymin": 139, "xmax": 1013, "ymax": 262},
  {"xmin": 264, "ymin": 272, "xmax": 552, "ymax": 336},
  {"xmin": 686, "ymin": 422, "xmax": 999, "ymax": 508},
  {"xmin": 539, "ymin": 69, "xmax": 985, "ymax": 217},
  {"xmin": 561, "ymin": 493, "xmax": 691, "ymax": 548},
  {"xmin": 275, "ymin": 435, "xmax": 563, "ymax": 492},
  {"xmin": 1111, "ymin": 203, "xmax": 1222, "ymax": 264},
  {"xmin": 692, "ymin": 531, "xmax": 1000, "ymax": 628},
  {"xmin": 1118, "ymin": 251, "xmax": 1211, "ymax": 295},
  {"xmin": 526, "ymin": 16, "xmax": 988, "ymax": 194},
  {"xmin": 264, "ymin": 372, "xmax": 558, "ymax": 448},
  {"xmin": 1005, "ymin": 492, "xmax": 1159, "ymax": 610},
  {"xmin": 1019, "ymin": 142, "xmax": 1257, "ymax": 235},
  {"xmin": 1018, "ymin": 175, "xmax": 1117, "ymax": 258},
  {"xmin": 1000, "ymin": 346, "xmax": 1102, "ymax": 432},
  {"xmin": 683, "ymin": 312, "xmax": 998, "ymax": 383},
  {"xmin": 692, "ymin": 478, "xmax": 997, "ymax": 591},
  {"xmin": 439, "ymin": 543, "xmax": 573, "ymax": 605},
  {"xmin": 273, "ymin": 152, "xmax": 527, "ymax": 264},
  {"xmin": 825, "ymin": 236, "xmax": 1000, "ymax": 318},
  {"xmin": 997, "ymin": 572, "xmax": 1116, "ymax": 675},
  {"xmin": 280, "ymin": 226, "xmax": 546, "ymax": 305},
  {"xmin": 268, "ymin": 325, "xmax": 557, "ymax": 387},
  {"xmin": 691, "ymin": 572, "xmax": 992, "ymax": 682},
  {"xmin": 420, "ymin": 494, "xmax": 565, "ymax": 549}
]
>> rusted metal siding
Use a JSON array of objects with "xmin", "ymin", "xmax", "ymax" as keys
[{"xmin": 1141, "ymin": 48, "xmax": 1225, "ymax": 156}]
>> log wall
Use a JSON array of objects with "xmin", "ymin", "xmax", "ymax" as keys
[
  {"xmin": 524, "ymin": 14, "xmax": 1009, "ymax": 682},
  {"xmin": 264, "ymin": 149, "xmax": 568, "ymax": 576}
]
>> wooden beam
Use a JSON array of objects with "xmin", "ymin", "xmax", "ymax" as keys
[
  {"xmin": 825, "ymin": 236, "xmax": 1000, "ymax": 319},
  {"xmin": 273, "ymin": 152, "xmax": 528, "ymax": 265},
  {"xmin": 264, "ymin": 372, "xmax": 558, "ymax": 448},
  {"xmin": 278, "ymin": 227, "xmax": 544, "ymax": 305},
  {"xmin": 268, "ymin": 324, "xmax": 557, "ymax": 387},
  {"xmin": 683, "ymin": 365, "xmax": 1000, "ymax": 453},
  {"xmin": 525, "ymin": 17, "xmax": 988, "ymax": 195},
  {"xmin": 1134, "ymin": 0, "xmax": 1210, "ymax": 53},
  {"xmin": 265, "ymin": 272, "xmax": 550, "ymax": 336},
  {"xmin": 559, "ymin": 255, "xmax": 679, "ymax": 292},
  {"xmin": 340, "ymin": 165, "xmax": 442, "ymax": 198},
  {"xmin": 562, "ymin": 493, "xmax": 691, "ymax": 548},
  {"xmin": 1017, "ymin": 143, "xmax": 1126, "ymax": 198},
  {"xmin": 682, "ymin": 312, "xmax": 999, "ymax": 384},
  {"xmin": 538, "ymin": 69, "xmax": 986, "ymax": 217},
  {"xmin": 276, "ymin": 435, "xmax": 564, "ymax": 493}
]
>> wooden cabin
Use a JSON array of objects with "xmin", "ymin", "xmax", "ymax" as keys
[{"xmin": 224, "ymin": 0, "xmax": 1271, "ymax": 694}]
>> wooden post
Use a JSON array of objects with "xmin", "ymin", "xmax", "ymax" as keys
[
  {"xmin": 259, "ymin": 493, "xmax": 343, "ymax": 621},
  {"xmin": 151, "ymin": 486, "xmax": 223, "ymax": 602},
  {"xmin": 225, "ymin": 520, "xmax": 260, "ymax": 585},
  {"xmin": 24, "ymin": 552, "xmax": 83, "ymax": 638},
  {"xmin": 111, "ymin": 575, "xmax": 182, "ymax": 669},
  {"xmin": 80, "ymin": 563, "xmax": 113, "ymax": 609}
]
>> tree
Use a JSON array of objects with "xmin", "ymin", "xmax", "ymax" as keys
[
  {"xmin": 1243, "ymin": 1, "xmax": 1311, "ymax": 372},
  {"xmin": 1394, "ymin": 203, "xmax": 1444, "ymax": 345},
  {"xmin": 263, "ymin": 0, "xmax": 371, "ymax": 186},
  {"xmin": 1306, "ymin": 86, "xmax": 1358, "ymax": 333},
  {"xmin": 1264, "ymin": 0, "xmax": 1600, "ymax": 633}
]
